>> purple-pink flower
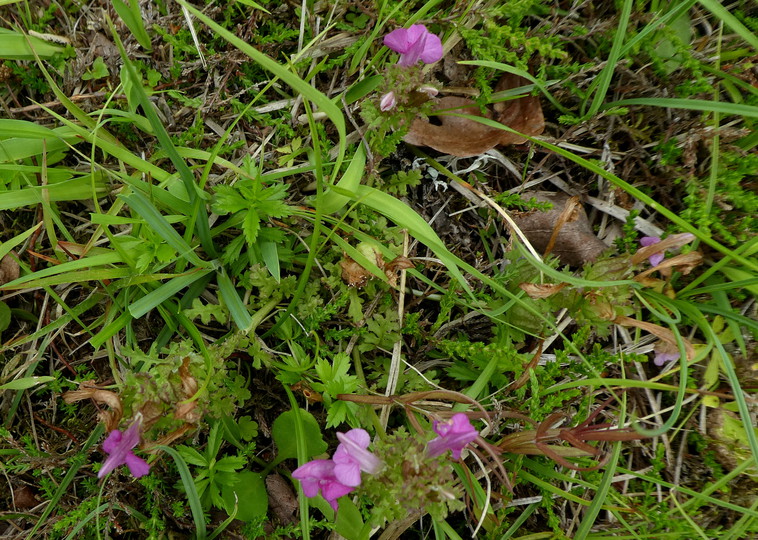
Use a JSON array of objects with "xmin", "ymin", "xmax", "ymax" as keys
[
  {"xmin": 292, "ymin": 428, "xmax": 381, "ymax": 511},
  {"xmin": 383, "ymin": 24, "xmax": 443, "ymax": 67},
  {"xmin": 380, "ymin": 91, "xmax": 397, "ymax": 112},
  {"xmin": 333, "ymin": 429, "xmax": 382, "ymax": 485},
  {"xmin": 292, "ymin": 459, "xmax": 355, "ymax": 511},
  {"xmin": 427, "ymin": 413, "xmax": 478, "ymax": 459},
  {"xmin": 653, "ymin": 341, "xmax": 681, "ymax": 367},
  {"xmin": 99, "ymin": 417, "xmax": 150, "ymax": 479},
  {"xmin": 640, "ymin": 236, "xmax": 665, "ymax": 267}
]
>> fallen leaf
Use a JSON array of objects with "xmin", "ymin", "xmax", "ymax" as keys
[
  {"xmin": 13, "ymin": 485, "xmax": 38, "ymax": 509},
  {"xmin": 403, "ymin": 74, "xmax": 544, "ymax": 157},
  {"xmin": 0, "ymin": 253, "xmax": 20, "ymax": 285},
  {"xmin": 266, "ymin": 473, "xmax": 299, "ymax": 525},
  {"xmin": 510, "ymin": 191, "xmax": 608, "ymax": 266}
]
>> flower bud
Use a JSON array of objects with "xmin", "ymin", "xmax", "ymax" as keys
[{"xmin": 380, "ymin": 91, "xmax": 397, "ymax": 111}]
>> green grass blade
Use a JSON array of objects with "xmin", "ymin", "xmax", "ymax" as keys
[
  {"xmin": 321, "ymin": 145, "xmax": 366, "ymax": 214},
  {"xmin": 26, "ymin": 424, "xmax": 105, "ymax": 539},
  {"xmin": 458, "ymin": 60, "xmax": 567, "ymax": 113},
  {"xmin": 111, "ymin": 0, "xmax": 152, "ymax": 51},
  {"xmin": 605, "ymin": 97, "xmax": 758, "ymax": 118},
  {"xmin": 178, "ymin": 0, "xmax": 346, "ymax": 181},
  {"xmin": 157, "ymin": 445, "xmax": 207, "ymax": 539},
  {"xmin": 120, "ymin": 191, "xmax": 206, "ymax": 267},
  {"xmin": 0, "ymin": 223, "xmax": 41, "ymax": 260},
  {"xmin": 216, "ymin": 268, "xmax": 253, "ymax": 331},
  {"xmin": 128, "ymin": 268, "xmax": 213, "ymax": 319},
  {"xmin": 698, "ymin": 0, "xmax": 758, "ymax": 49},
  {"xmin": 0, "ymin": 175, "xmax": 104, "ymax": 210},
  {"xmin": 584, "ymin": 0, "xmax": 633, "ymax": 117},
  {"xmin": 107, "ymin": 15, "xmax": 215, "ymax": 258}
]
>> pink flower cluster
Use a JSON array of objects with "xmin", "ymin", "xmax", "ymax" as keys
[{"xmin": 292, "ymin": 414, "xmax": 478, "ymax": 512}]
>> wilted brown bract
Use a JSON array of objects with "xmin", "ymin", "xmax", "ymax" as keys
[
  {"xmin": 510, "ymin": 191, "xmax": 608, "ymax": 266},
  {"xmin": 403, "ymin": 74, "xmax": 545, "ymax": 157}
]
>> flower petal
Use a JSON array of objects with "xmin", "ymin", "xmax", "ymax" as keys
[
  {"xmin": 383, "ymin": 27, "xmax": 412, "ymax": 53},
  {"xmin": 335, "ymin": 430, "xmax": 382, "ymax": 474},
  {"xmin": 125, "ymin": 452, "xmax": 151, "ymax": 478},
  {"xmin": 333, "ymin": 461, "xmax": 362, "ymax": 487},
  {"xmin": 321, "ymin": 479, "xmax": 354, "ymax": 510},
  {"xmin": 649, "ymin": 253, "xmax": 665, "ymax": 267},
  {"xmin": 640, "ymin": 236, "xmax": 661, "ymax": 247},
  {"xmin": 419, "ymin": 32, "xmax": 443, "ymax": 64},
  {"xmin": 102, "ymin": 429, "xmax": 123, "ymax": 454}
]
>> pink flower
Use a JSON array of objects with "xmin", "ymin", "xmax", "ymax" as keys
[
  {"xmin": 380, "ymin": 91, "xmax": 397, "ymax": 111},
  {"xmin": 99, "ymin": 417, "xmax": 150, "ymax": 479},
  {"xmin": 333, "ymin": 429, "xmax": 382, "ymax": 486},
  {"xmin": 384, "ymin": 24, "xmax": 443, "ymax": 67},
  {"xmin": 427, "ymin": 413, "xmax": 478, "ymax": 459},
  {"xmin": 640, "ymin": 236, "xmax": 665, "ymax": 266},
  {"xmin": 654, "ymin": 350, "xmax": 680, "ymax": 367},
  {"xmin": 292, "ymin": 459, "xmax": 355, "ymax": 511}
]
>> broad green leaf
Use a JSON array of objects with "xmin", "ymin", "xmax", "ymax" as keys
[
  {"xmin": 271, "ymin": 408, "xmax": 327, "ymax": 460},
  {"xmin": 334, "ymin": 497, "xmax": 367, "ymax": 540},
  {"xmin": 221, "ymin": 471, "xmax": 268, "ymax": 522}
]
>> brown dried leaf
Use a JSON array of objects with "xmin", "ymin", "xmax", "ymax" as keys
[
  {"xmin": 13, "ymin": 485, "xmax": 39, "ymax": 509},
  {"xmin": 0, "ymin": 253, "xmax": 20, "ymax": 286},
  {"xmin": 518, "ymin": 282, "xmax": 569, "ymax": 299},
  {"xmin": 510, "ymin": 191, "xmax": 608, "ymax": 266},
  {"xmin": 635, "ymin": 251, "xmax": 703, "ymax": 281},
  {"xmin": 403, "ymin": 74, "xmax": 544, "ymax": 157},
  {"xmin": 175, "ymin": 357, "xmax": 201, "ymax": 423},
  {"xmin": 384, "ymin": 255, "xmax": 414, "ymax": 287},
  {"xmin": 631, "ymin": 233, "xmax": 697, "ymax": 265},
  {"xmin": 613, "ymin": 315, "xmax": 696, "ymax": 360},
  {"xmin": 63, "ymin": 386, "xmax": 123, "ymax": 431}
]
